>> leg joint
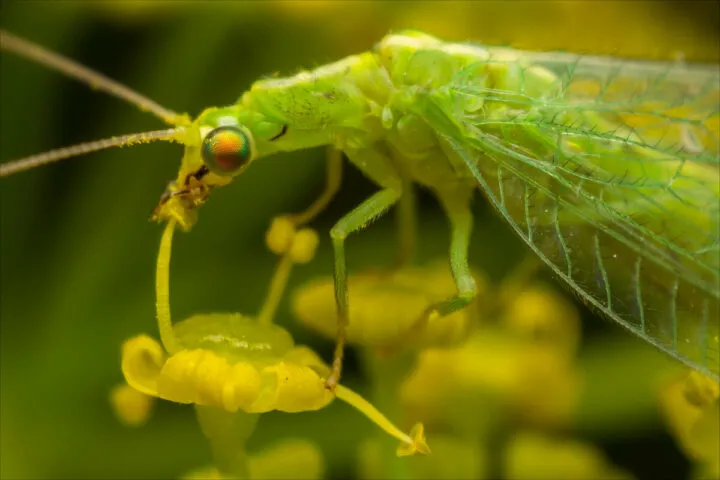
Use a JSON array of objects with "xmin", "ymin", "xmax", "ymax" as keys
[{"xmin": 330, "ymin": 227, "xmax": 346, "ymax": 241}]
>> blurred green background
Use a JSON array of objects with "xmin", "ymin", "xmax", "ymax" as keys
[{"xmin": 1, "ymin": 2, "xmax": 718, "ymax": 479}]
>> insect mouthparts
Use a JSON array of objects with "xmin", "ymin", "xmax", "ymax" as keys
[{"xmin": 185, "ymin": 165, "xmax": 210, "ymax": 185}]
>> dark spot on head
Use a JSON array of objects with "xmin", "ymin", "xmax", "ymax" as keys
[{"xmin": 269, "ymin": 124, "xmax": 288, "ymax": 142}]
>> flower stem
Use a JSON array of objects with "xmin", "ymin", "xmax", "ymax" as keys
[
  {"xmin": 257, "ymin": 253, "xmax": 294, "ymax": 326},
  {"xmin": 194, "ymin": 405, "xmax": 260, "ymax": 478},
  {"xmin": 363, "ymin": 350, "xmax": 420, "ymax": 474}
]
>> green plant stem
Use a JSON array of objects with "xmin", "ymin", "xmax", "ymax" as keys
[{"xmin": 194, "ymin": 406, "xmax": 260, "ymax": 478}]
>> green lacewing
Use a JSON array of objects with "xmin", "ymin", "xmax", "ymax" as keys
[{"xmin": 1, "ymin": 30, "xmax": 718, "ymax": 381}]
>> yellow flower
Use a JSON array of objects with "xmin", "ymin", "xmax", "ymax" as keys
[
  {"xmin": 109, "ymin": 383, "xmax": 154, "ymax": 427},
  {"xmin": 122, "ymin": 316, "xmax": 333, "ymax": 414},
  {"xmin": 501, "ymin": 283, "xmax": 581, "ymax": 358},
  {"xmin": 660, "ymin": 370, "xmax": 720, "ymax": 478},
  {"xmin": 400, "ymin": 328, "xmax": 579, "ymax": 432},
  {"xmin": 359, "ymin": 434, "xmax": 486, "ymax": 480},
  {"xmin": 183, "ymin": 439, "xmax": 325, "ymax": 480},
  {"xmin": 120, "ymin": 318, "xmax": 428, "ymax": 455},
  {"xmin": 293, "ymin": 262, "xmax": 487, "ymax": 349},
  {"xmin": 293, "ymin": 253, "xmax": 580, "ymax": 436},
  {"xmin": 392, "ymin": 270, "xmax": 580, "ymax": 431},
  {"xmin": 115, "ymin": 217, "xmax": 429, "ymax": 473},
  {"xmin": 247, "ymin": 439, "xmax": 325, "ymax": 480},
  {"xmin": 504, "ymin": 432, "xmax": 633, "ymax": 480}
]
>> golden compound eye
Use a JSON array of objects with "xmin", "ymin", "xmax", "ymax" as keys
[{"xmin": 201, "ymin": 126, "xmax": 253, "ymax": 176}]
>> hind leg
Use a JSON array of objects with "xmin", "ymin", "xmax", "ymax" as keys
[{"xmin": 417, "ymin": 188, "xmax": 478, "ymax": 329}]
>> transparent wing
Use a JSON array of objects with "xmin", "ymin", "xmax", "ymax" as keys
[{"xmin": 419, "ymin": 48, "xmax": 720, "ymax": 379}]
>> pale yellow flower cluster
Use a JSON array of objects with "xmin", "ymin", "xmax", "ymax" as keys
[
  {"xmin": 660, "ymin": 370, "xmax": 720, "ymax": 479},
  {"xmin": 292, "ymin": 259, "xmax": 632, "ymax": 478}
]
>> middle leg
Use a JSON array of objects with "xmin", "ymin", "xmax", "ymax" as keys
[{"xmin": 394, "ymin": 178, "xmax": 418, "ymax": 268}]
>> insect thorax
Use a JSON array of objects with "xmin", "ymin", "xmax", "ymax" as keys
[
  {"xmin": 241, "ymin": 31, "xmax": 557, "ymax": 193},
  {"xmin": 370, "ymin": 32, "xmax": 500, "ymax": 190}
]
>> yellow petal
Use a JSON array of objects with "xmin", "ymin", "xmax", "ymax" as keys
[
  {"xmin": 158, "ymin": 349, "xmax": 263, "ymax": 412},
  {"xmin": 260, "ymin": 362, "xmax": 333, "ymax": 413},
  {"xmin": 396, "ymin": 423, "xmax": 431, "ymax": 457},
  {"xmin": 292, "ymin": 263, "xmax": 481, "ymax": 348},
  {"xmin": 121, "ymin": 335, "xmax": 165, "ymax": 397},
  {"xmin": 360, "ymin": 434, "xmax": 483, "ymax": 479},
  {"xmin": 157, "ymin": 349, "xmax": 206, "ymax": 404},
  {"xmin": 503, "ymin": 285, "xmax": 580, "ymax": 356},
  {"xmin": 248, "ymin": 439, "xmax": 325, "ymax": 479},
  {"xmin": 515, "ymin": 346, "xmax": 579, "ymax": 427},
  {"xmin": 399, "ymin": 332, "xmax": 578, "ymax": 431},
  {"xmin": 661, "ymin": 371, "xmax": 720, "ymax": 468},
  {"xmin": 505, "ymin": 432, "xmax": 632, "ymax": 480},
  {"xmin": 689, "ymin": 403, "xmax": 720, "ymax": 473},
  {"xmin": 265, "ymin": 217, "xmax": 296, "ymax": 255},
  {"xmin": 181, "ymin": 466, "xmax": 223, "ymax": 480},
  {"xmin": 288, "ymin": 228, "xmax": 319, "ymax": 264},
  {"xmin": 109, "ymin": 383, "xmax": 155, "ymax": 427},
  {"xmin": 222, "ymin": 362, "xmax": 262, "ymax": 413},
  {"xmin": 194, "ymin": 351, "xmax": 232, "ymax": 406},
  {"xmin": 245, "ymin": 346, "xmax": 332, "ymax": 413},
  {"xmin": 684, "ymin": 371, "xmax": 720, "ymax": 408},
  {"xmin": 284, "ymin": 346, "xmax": 331, "ymax": 378}
]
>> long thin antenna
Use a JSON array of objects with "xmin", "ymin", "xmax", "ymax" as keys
[
  {"xmin": 0, "ymin": 128, "xmax": 182, "ymax": 177},
  {"xmin": 0, "ymin": 29, "xmax": 185, "ymax": 125}
]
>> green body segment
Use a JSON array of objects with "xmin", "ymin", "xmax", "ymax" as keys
[{"xmin": 162, "ymin": 31, "xmax": 719, "ymax": 379}]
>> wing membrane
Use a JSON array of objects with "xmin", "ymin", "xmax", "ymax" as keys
[{"xmin": 419, "ymin": 48, "xmax": 720, "ymax": 379}]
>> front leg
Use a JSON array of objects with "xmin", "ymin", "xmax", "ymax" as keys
[
  {"xmin": 288, "ymin": 147, "xmax": 343, "ymax": 226},
  {"xmin": 325, "ymin": 146, "xmax": 402, "ymax": 391}
]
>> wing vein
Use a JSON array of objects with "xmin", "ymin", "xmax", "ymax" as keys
[
  {"xmin": 634, "ymin": 256, "xmax": 646, "ymax": 334},
  {"xmin": 441, "ymin": 132, "xmax": 719, "ymax": 381},
  {"xmin": 671, "ymin": 277, "xmax": 680, "ymax": 351},
  {"xmin": 524, "ymin": 183, "xmax": 534, "ymax": 243},
  {"xmin": 594, "ymin": 234, "xmax": 612, "ymax": 309},
  {"xmin": 701, "ymin": 298, "xmax": 710, "ymax": 368},
  {"xmin": 497, "ymin": 165, "xmax": 507, "ymax": 208},
  {"xmin": 463, "ymin": 128, "xmax": 717, "ymax": 288},
  {"xmin": 554, "ymin": 200, "xmax": 572, "ymax": 278}
]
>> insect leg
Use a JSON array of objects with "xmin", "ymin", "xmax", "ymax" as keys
[
  {"xmin": 287, "ymin": 147, "xmax": 343, "ymax": 226},
  {"xmin": 325, "ymin": 187, "xmax": 401, "ymax": 390},
  {"xmin": 394, "ymin": 179, "xmax": 418, "ymax": 268},
  {"xmin": 325, "ymin": 147, "xmax": 403, "ymax": 391},
  {"xmin": 426, "ymin": 190, "xmax": 478, "ymax": 319}
]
